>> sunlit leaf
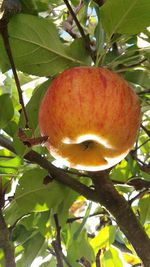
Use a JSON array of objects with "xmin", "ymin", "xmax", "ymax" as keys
[
  {"xmin": 16, "ymin": 231, "xmax": 45, "ymax": 267},
  {"xmin": 73, "ymin": 202, "xmax": 92, "ymax": 240},
  {"xmin": 101, "ymin": 246, "xmax": 124, "ymax": 267},
  {"xmin": 0, "ymin": 14, "xmax": 88, "ymax": 75},
  {"xmin": 0, "ymin": 156, "xmax": 21, "ymax": 174},
  {"xmin": 90, "ymin": 226, "xmax": 116, "ymax": 251},
  {"xmin": 67, "ymin": 223, "xmax": 95, "ymax": 267},
  {"xmin": 123, "ymin": 252, "xmax": 141, "ymax": 266},
  {"xmin": 4, "ymin": 168, "xmax": 68, "ymax": 225}
]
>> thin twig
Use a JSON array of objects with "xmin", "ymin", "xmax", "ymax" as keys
[
  {"xmin": 63, "ymin": 0, "xmax": 95, "ymax": 62},
  {"xmin": 134, "ymin": 138, "xmax": 150, "ymax": 152},
  {"xmin": 54, "ymin": 214, "xmax": 62, "ymax": 250},
  {"xmin": 52, "ymin": 240, "xmax": 64, "ymax": 267},
  {"xmin": 67, "ymin": 211, "xmax": 107, "ymax": 223},
  {"xmin": 63, "ymin": 0, "xmax": 86, "ymax": 40},
  {"xmin": 52, "ymin": 214, "xmax": 64, "ymax": 267},
  {"xmin": 130, "ymin": 151, "xmax": 150, "ymax": 174},
  {"xmin": 47, "ymin": 247, "xmax": 56, "ymax": 256},
  {"xmin": 79, "ymin": 257, "xmax": 91, "ymax": 267},
  {"xmin": 63, "ymin": 0, "xmax": 84, "ymax": 39},
  {"xmin": 53, "ymin": 214, "xmax": 73, "ymax": 266},
  {"xmin": 96, "ymin": 249, "xmax": 101, "ymax": 267},
  {"xmin": 0, "ymin": 17, "xmax": 29, "ymax": 128},
  {"xmin": 141, "ymin": 124, "xmax": 150, "ymax": 137},
  {"xmin": 48, "ymin": 247, "xmax": 72, "ymax": 267},
  {"xmin": 138, "ymin": 88, "xmax": 150, "ymax": 95},
  {"xmin": 129, "ymin": 189, "xmax": 149, "ymax": 205}
]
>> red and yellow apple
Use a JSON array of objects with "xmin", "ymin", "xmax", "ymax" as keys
[{"xmin": 39, "ymin": 67, "xmax": 141, "ymax": 171}]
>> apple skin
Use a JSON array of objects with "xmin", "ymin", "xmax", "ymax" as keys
[{"xmin": 39, "ymin": 67, "xmax": 141, "ymax": 171}]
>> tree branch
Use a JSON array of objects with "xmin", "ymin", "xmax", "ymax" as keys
[
  {"xmin": 1, "ymin": 134, "xmax": 150, "ymax": 265},
  {"xmin": 90, "ymin": 171, "xmax": 150, "ymax": 267},
  {"xmin": 0, "ymin": 134, "xmax": 97, "ymax": 202},
  {"xmin": 52, "ymin": 240, "xmax": 64, "ymax": 267},
  {"xmin": 0, "ymin": 209, "xmax": 16, "ymax": 267}
]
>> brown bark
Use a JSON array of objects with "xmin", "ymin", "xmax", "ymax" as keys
[
  {"xmin": 0, "ymin": 135, "xmax": 150, "ymax": 266},
  {"xmin": 0, "ymin": 210, "xmax": 16, "ymax": 267},
  {"xmin": 91, "ymin": 171, "xmax": 150, "ymax": 267}
]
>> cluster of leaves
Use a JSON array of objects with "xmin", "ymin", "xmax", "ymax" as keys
[{"xmin": 0, "ymin": 0, "xmax": 150, "ymax": 266}]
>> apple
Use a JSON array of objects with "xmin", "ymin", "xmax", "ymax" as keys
[{"xmin": 39, "ymin": 67, "xmax": 141, "ymax": 171}]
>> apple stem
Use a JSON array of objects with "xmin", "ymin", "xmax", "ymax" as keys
[
  {"xmin": 81, "ymin": 140, "xmax": 94, "ymax": 150},
  {"xmin": 91, "ymin": 170, "xmax": 150, "ymax": 267}
]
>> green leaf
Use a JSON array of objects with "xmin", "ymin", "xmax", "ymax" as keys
[
  {"xmin": 12, "ymin": 224, "xmax": 32, "ymax": 244},
  {"xmin": 100, "ymin": 0, "xmax": 150, "ymax": 37},
  {"xmin": 20, "ymin": 0, "xmax": 38, "ymax": 15},
  {"xmin": 67, "ymin": 224, "xmax": 95, "ymax": 267},
  {"xmin": 20, "ymin": 0, "xmax": 50, "ymax": 14},
  {"xmin": 69, "ymin": 38, "xmax": 91, "ymax": 65},
  {"xmin": 19, "ymin": 79, "xmax": 50, "ymax": 130},
  {"xmin": 101, "ymin": 246, "xmax": 124, "ymax": 267},
  {"xmin": 0, "ymin": 94, "xmax": 14, "ymax": 129},
  {"xmin": 40, "ymin": 258, "xmax": 57, "ymax": 267},
  {"xmin": 5, "ymin": 168, "xmax": 68, "ymax": 225},
  {"xmin": 16, "ymin": 231, "xmax": 45, "ymax": 267},
  {"xmin": 110, "ymin": 158, "xmax": 139, "ymax": 184},
  {"xmin": 4, "ymin": 121, "xmax": 18, "ymax": 137},
  {"xmin": 13, "ymin": 135, "xmax": 28, "ymax": 156},
  {"xmin": 0, "ymin": 249, "xmax": 5, "ymax": 266},
  {"xmin": 0, "ymin": 14, "xmax": 87, "ymax": 76},
  {"xmin": 90, "ymin": 226, "xmax": 116, "ymax": 251},
  {"xmin": 73, "ymin": 202, "xmax": 92, "ymax": 240},
  {"xmin": 139, "ymin": 196, "xmax": 150, "ymax": 225},
  {"xmin": 54, "ymin": 187, "xmax": 79, "ymax": 226},
  {"xmin": 125, "ymin": 69, "xmax": 150, "ymax": 89},
  {"xmin": 18, "ymin": 211, "xmax": 50, "ymax": 237},
  {"xmin": 0, "ymin": 156, "xmax": 22, "ymax": 174}
]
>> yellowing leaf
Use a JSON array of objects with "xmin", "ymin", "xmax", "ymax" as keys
[
  {"xmin": 123, "ymin": 252, "xmax": 141, "ymax": 265},
  {"xmin": 90, "ymin": 226, "xmax": 116, "ymax": 251}
]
